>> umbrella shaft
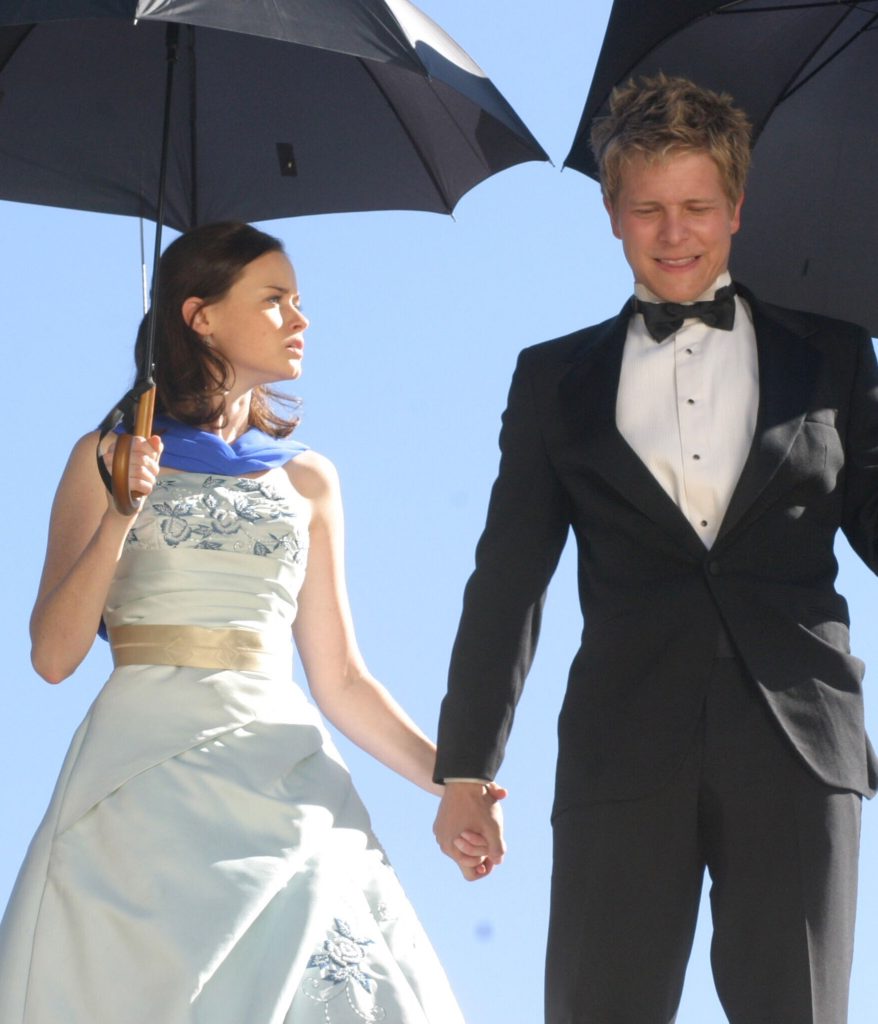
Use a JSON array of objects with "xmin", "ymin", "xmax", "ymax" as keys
[{"xmin": 141, "ymin": 22, "xmax": 180, "ymax": 382}]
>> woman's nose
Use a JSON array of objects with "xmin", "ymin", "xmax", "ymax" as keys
[{"xmin": 289, "ymin": 303, "xmax": 309, "ymax": 329}]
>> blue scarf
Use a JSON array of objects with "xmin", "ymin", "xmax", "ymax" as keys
[{"xmin": 147, "ymin": 413, "xmax": 308, "ymax": 473}]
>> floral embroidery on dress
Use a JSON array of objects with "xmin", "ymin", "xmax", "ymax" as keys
[
  {"xmin": 302, "ymin": 918, "xmax": 387, "ymax": 1021},
  {"xmin": 154, "ymin": 497, "xmax": 201, "ymax": 546},
  {"xmin": 308, "ymin": 918, "xmax": 375, "ymax": 991},
  {"xmin": 125, "ymin": 475, "xmax": 307, "ymax": 561},
  {"xmin": 373, "ymin": 902, "xmax": 392, "ymax": 924}
]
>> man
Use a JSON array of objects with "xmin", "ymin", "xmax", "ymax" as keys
[{"xmin": 433, "ymin": 75, "xmax": 878, "ymax": 1023}]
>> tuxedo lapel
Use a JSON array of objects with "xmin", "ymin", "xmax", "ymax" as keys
[
  {"xmin": 558, "ymin": 307, "xmax": 707, "ymax": 559},
  {"xmin": 716, "ymin": 294, "xmax": 823, "ymax": 543}
]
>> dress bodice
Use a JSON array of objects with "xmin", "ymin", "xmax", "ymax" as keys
[{"xmin": 104, "ymin": 472, "xmax": 310, "ymax": 639}]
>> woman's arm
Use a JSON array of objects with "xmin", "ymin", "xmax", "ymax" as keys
[
  {"xmin": 289, "ymin": 451, "xmax": 443, "ymax": 796},
  {"xmin": 30, "ymin": 430, "xmax": 161, "ymax": 683}
]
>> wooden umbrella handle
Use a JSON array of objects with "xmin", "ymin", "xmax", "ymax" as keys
[{"xmin": 111, "ymin": 385, "xmax": 157, "ymax": 516}]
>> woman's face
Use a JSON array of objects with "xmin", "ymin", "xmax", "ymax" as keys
[{"xmin": 191, "ymin": 250, "xmax": 309, "ymax": 392}]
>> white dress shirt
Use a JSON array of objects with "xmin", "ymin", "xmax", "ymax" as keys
[{"xmin": 616, "ymin": 272, "xmax": 759, "ymax": 549}]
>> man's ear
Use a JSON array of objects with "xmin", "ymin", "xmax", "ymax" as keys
[
  {"xmin": 603, "ymin": 194, "xmax": 622, "ymax": 240},
  {"xmin": 181, "ymin": 296, "xmax": 210, "ymax": 336},
  {"xmin": 730, "ymin": 191, "xmax": 744, "ymax": 236}
]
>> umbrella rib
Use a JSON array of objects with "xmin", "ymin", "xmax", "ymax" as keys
[
  {"xmin": 0, "ymin": 24, "xmax": 33, "ymax": 74},
  {"xmin": 779, "ymin": 11, "xmax": 878, "ymax": 102},
  {"xmin": 419, "ymin": 74, "xmax": 501, "ymax": 178},
  {"xmin": 715, "ymin": 1, "xmax": 873, "ymax": 11},
  {"xmin": 691, "ymin": 3, "xmax": 874, "ymax": 113},
  {"xmin": 356, "ymin": 58, "xmax": 454, "ymax": 214},
  {"xmin": 728, "ymin": 1, "xmax": 860, "ymax": 140},
  {"xmin": 187, "ymin": 25, "xmax": 198, "ymax": 229},
  {"xmin": 581, "ymin": 2, "xmax": 815, "ymax": 138}
]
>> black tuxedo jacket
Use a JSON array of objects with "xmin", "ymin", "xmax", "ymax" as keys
[{"xmin": 435, "ymin": 288, "xmax": 878, "ymax": 814}]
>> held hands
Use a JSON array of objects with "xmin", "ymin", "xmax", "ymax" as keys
[
  {"xmin": 101, "ymin": 434, "xmax": 164, "ymax": 517},
  {"xmin": 433, "ymin": 780, "xmax": 508, "ymax": 881}
]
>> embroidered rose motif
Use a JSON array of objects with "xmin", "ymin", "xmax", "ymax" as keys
[
  {"xmin": 307, "ymin": 919, "xmax": 375, "ymax": 992},
  {"xmin": 209, "ymin": 512, "xmax": 241, "ymax": 535},
  {"xmin": 159, "ymin": 517, "xmax": 191, "ymax": 544},
  {"xmin": 203, "ymin": 493, "xmax": 242, "ymax": 535},
  {"xmin": 232, "ymin": 493, "xmax": 264, "ymax": 522},
  {"xmin": 153, "ymin": 498, "xmax": 199, "ymax": 546},
  {"xmin": 328, "ymin": 935, "xmax": 365, "ymax": 966}
]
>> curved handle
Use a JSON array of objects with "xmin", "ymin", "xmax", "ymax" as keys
[{"xmin": 111, "ymin": 385, "xmax": 156, "ymax": 516}]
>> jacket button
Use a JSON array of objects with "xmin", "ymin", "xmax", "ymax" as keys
[{"xmin": 707, "ymin": 561, "xmax": 721, "ymax": 576}]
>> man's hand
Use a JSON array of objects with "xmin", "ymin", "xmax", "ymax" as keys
[{"xmin": 433, "ymin": 781, "xmax": 508, "ymax": 881}]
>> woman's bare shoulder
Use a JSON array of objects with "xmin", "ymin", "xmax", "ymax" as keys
[
  {"xmin": 70, "ymin": 428, "xmax": 103, "ymax": 452},
  {"xmin": 284, "ymin": 449, "xmax": 340, "ymax": 501},
  {"xmin": 64, "ymin": 429, "xmax": 105, "ymax": 480}
]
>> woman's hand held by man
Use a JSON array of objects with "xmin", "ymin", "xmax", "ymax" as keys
[{"xmin": 434, "ymin": 780, "xmax": 508, "ymax": 881}]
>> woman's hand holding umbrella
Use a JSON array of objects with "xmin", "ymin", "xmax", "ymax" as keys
[{"xmin": 100, "ymin": 430, "xmax": 164, "ymax": 518}]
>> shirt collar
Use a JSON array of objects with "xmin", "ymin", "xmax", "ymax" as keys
[{"xmin": 633, "ymin": 270, "xmax": 732, "ymax": 305}]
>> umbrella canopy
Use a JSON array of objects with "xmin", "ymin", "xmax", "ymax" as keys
[
  {"xmin": 564, "ymin": 0, "xmax": 878, "ymax": 337},
  {"xmin": 0, "ymin": 0, "xmax": 548, "ymax": 512},
  {"xmin": 0, "ymin": 0, "xmax": 547, "ymax": 229}
]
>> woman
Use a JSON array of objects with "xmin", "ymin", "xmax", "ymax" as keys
[{"xmin": 0, "ymin": 222, "xmax": 498, "ymax": 1023}]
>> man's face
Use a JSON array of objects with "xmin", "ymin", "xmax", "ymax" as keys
[{"xmin": 605, "ymin": 150, "xmax": 743, "ymax": 303}]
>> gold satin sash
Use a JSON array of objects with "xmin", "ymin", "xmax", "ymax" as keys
[{"xmin": 109, "ymin": 624, "xmax": 291, "ymax": 673}]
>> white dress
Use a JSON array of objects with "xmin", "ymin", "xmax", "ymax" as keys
[{"xmin": 0, "ymin": 471, "xmax": 464, "ymax": 1024}]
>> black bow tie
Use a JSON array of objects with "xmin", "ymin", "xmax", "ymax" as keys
[{"xmin": 633, "ymin": 283, "xmax": 737, "ymax": 343}]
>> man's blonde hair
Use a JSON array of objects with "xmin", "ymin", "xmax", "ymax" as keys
[{"xmin": 590, "ymin": 73, "xmax": 752, "ymax": 208}]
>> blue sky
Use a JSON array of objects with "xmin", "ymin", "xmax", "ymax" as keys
[{"xmin": 1, "ymin": 3, "xmax": 875, "ymax": 1021}]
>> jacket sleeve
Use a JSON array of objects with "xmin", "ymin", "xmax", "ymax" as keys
[
  {"xmin": 434, "ymin": 347, "xmax": 572, "ymax": 782},
  {"xmin": 841, "ymin": 334, "xmax": 878, "ymax": 572}
]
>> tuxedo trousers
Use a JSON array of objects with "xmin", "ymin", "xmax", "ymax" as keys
[{"xmin": 545, "ymin": 656, "xmax": 862, "ymax": 1024}]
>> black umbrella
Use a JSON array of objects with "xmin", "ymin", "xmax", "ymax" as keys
[
  {"xmin": 1, "ymin": 0, "xmax": 546, "ymax": 225},
  {"xmin": 564, "ymin": 0, "xmax": 878, "ymax": 337},
  {"xmin": 0, "ymin": 0, "xmax": 547, "ymax": 509}
]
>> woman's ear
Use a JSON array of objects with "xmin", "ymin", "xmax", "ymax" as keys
[{"xmin": 182, "ymin": 296, "xmax": 211, "ymax": 337}]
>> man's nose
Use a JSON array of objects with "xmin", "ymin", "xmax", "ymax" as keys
[{"xmin": 659, "ymin": 212, "xmax": 688, "ymax": 245}]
